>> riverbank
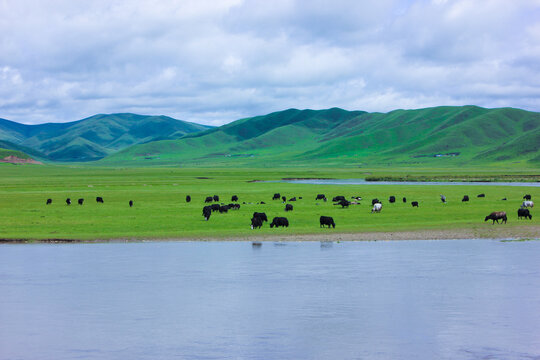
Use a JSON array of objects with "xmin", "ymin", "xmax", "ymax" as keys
[{"xmin": 2, "ymin": 225, "xmax": 539, "ymax": 243}]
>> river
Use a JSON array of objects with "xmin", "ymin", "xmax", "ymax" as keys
[{"xmin": 1, "ymin": 240, "xmax": 540, "ymax": 360}]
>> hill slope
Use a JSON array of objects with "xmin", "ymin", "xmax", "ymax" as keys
[
  {"xmin": 0, "ymin": 114, "xmax": 212, "ymax": 161},
  {"xmin": 102, "ymin": 106, "xmax": 540, "ymax": 167}
]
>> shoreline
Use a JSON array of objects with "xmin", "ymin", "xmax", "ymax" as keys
[{"xmin": 2, "ymin": 225, "xmax": 539, "ymax": 244}]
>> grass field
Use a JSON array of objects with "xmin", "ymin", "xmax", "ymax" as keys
[{"xmin": 0, "ymin": 164, "xmax": 538, "ymax": 241}]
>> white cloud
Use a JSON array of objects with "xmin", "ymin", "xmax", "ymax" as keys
[{"xmin": 0, "ymin": 0, "xmax": 539, "ymax": 125}]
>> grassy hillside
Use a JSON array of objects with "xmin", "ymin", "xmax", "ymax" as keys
[
  {"xmin": 102, "ymin": 106, "xmax": 540, "ymax": 167},
  {"xmin": 0, "ymin": 147, "xmax": 33, "ymax": 159},
  {"xmin": 0, "ymin": 114, "xmax": 212, "ymax": 162}
]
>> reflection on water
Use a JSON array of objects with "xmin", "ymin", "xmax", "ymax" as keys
[{"xmin": 1, "ymin": 240, "xmax": 540, "ymax": 360}]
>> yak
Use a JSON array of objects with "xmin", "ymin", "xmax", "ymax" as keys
[
  {"xmin": 202, "ymin": 206, "xmax": 212, "ymax": 220},
  {"xmin": 251, "ymin": 216, "xmax": 263, "ymax": 229},
  {"xmin": 518, "ymin": 208, "xmax": 532, "ymax": 220},
  {"xmin": 411, "ymin": 201, "xmax": 419, "ymax": 207},
  {"xmin": 320, "ymin": 216, "xmax": 336, "ymax": 228},
  {"xmin": 285, "ymin": 204, "xmax": 293, "ymax": 211},
  {"xmin": 485, "ymin": 211, "xmax": 507, "ymax": 224},
  {"xmin": 253, "ymin": 212, "xmax": 268, "ymax": 222},
  {"xmin": 270, "ymin": 217, "xmax": 289, "ymax": 228}
]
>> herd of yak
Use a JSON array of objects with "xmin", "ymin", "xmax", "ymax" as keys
[{"xmin": 45, "ymin": 192, "xmax": 534, "ymax": 229}]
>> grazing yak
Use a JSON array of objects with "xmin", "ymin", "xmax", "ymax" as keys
[
  {"xmin": 336, "ymin": 199, "xmax": 350, "ymax": 208},
  {"xmin": 316, "ymin": 194, "xmax": 326, "ymax": 200},
  {"xmin": 251, "ymin": 216, "xmax": 263, "ymax": 229},
  {"xmin": 477, "ymin": 193, "xmax": 485, "ymax": 198},
  {"xmin": 372, "ymin": 203, "xmax": 382, "ymax": 213},
  {"xmin": 46, "ymin": 198, "xmax": 52, "ymax": 205},
  {"xmin": 228, "ymin": 203, "xmax": 240, "ymax": 210},
  {"xmin": 518, "ymin": 208, "xmax": 532, "ymax": 220},
  {"xmin": 333, "ymin": 196, "xmax": 346, "ymax": 202},
  {"xmin": 78, "ymin": 198, "xmax": 84, "ymax": 205},
  {"xmin": 289, "ymin": 197, "xmax": 297, "ymax": 201},
  {"xmin": 485, "ymin": 211, "xmax": 507, "ymax": 224},
  {"xmin": 285, "ymin": 204, "xmax": 293, "ymax": 212},
  {"xmin": 523, "ymin": 194, "xmax": 532, "ymax": 200},
  {"xmin": 371, "ymin": 198, "xmax": 380, "ymax": 206},
  {"xmin": 411, "ymin": 201, "xmax": 419, "ymax": 207},
  {"xmin": 205, "ymin": 196, "xmax": 213, "ymax": 203},
  {"xmin": 186, "ymin": 195, "xmax": 191, "ymax": 203},
  {"xmin": 96, "ymin": 196, "xmax": 104, "ymax": 203},
  {"xmin": 440, "ymin": 194, "xmax": 446, "ymax": 203},
  {"xmin": 66, "ymin": 198, "xmax": 71, "ymax": 205},
  {"xmin": 282, "ymin": 196, "xmax": 287, "ymax": 202},
  {"xmin": 202, "ymin": 206, "xmax": 212, "ymax": 220},
  {"xmin": 219, "ymin": 205, "xmax": 229, "ymax": 213},
  {"xmin": 129, "ymin": 200, "xmax": 133, "ymax": 207},
  {"xmin": 272, "ymin": 193, "xmax": 281, "ymax": 200},
  {"xmin": 213, "ymin": 195, "xmax": 219, "ymax": 202},
  {"xmin": 402, "ymin": 197, "xmax": 407, "ymax": 203},
  {"xmin": 253, "ymin": 212, "xmax": 268, "ymax": 222},
  {"xmin": 231, "ymin": 195, "xmax": 239, "ymax": 202},
  {"xmin": 522, "ymin": 201, "xmax": 534, "ymax": 208},
  {"xmin": 462, "ymin": 195, "xmax": 469, "ymax": 202},
  {"xmin": 320, "ymin": 216, "xmax": 335, "ymax": 228},
  {"xmin": 270, "ymin": 217, "xmax": 289, "ymax": 228},
  {"xmin": 389, "ymin": 196, "xmax": 396, "ymax": 203},
  {"xmin": 210, "ymin": 204, "xmax": 220, "ymax": 212}
]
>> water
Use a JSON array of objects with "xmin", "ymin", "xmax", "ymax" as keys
[
  {"xmin": 1, "ymin": 240, "xmax": 540, "ymax": 360},
  {"xmin": 275, "ymin": 179, "xmax": 540, "ymax": 186}
]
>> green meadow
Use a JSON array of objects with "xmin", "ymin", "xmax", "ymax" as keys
[{"xmin": 0, "ymin": 164, "xmax": 538, "ymax": 240}]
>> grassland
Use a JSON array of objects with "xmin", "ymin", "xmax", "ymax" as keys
[{"xmin": 0, "ymin": 164, "xmax": 538, "ymax": 241}]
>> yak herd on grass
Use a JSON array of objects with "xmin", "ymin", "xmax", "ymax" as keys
[{"xmin": 45, "ymin": 192, "xmax": 534, "ymax": 229}]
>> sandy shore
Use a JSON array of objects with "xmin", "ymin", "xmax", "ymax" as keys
[{"xmin": 2, "ymin": 225, "xmax": 538, "ymax": 243}]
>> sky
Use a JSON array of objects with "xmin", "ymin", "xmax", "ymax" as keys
[{"xmin": 1, "ymin": 0, "xmax": 540, "ymax": 126}]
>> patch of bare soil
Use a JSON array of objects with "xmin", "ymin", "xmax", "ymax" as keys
[{"xmin": 0, "ymin": 155, "xmax": 42, "ymax": 164}]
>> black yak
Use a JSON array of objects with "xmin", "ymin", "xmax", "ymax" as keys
[
  {"xmin": 320, "ymin": 216, "xmax": 335, "ymax": 228},
  {"xmin": 517, "ymin": 208, "xmax": 532, "ymax": 220},
  {"xmin": 270, "ymin": 217, "xmax": 289, "ymax": 228},
  {"xmin": 253, "ymin": 212, "xmax": 268, "ymax": 222},
  {"xmin": 251, "ymin": 217, "xmax": 263, "ymax": 229}
]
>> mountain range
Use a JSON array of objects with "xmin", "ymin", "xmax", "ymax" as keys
[
  {"xmin": 0, "ymin": 113, "xmax": 211, "ymax": 161},
  {"xmin": 1, "ymin": 106, "xmax": 539, "ymax": 166}
]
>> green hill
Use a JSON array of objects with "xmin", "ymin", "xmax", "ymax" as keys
[
  {"xmin": 101, "ymin": 106, "xmax": 540, "ymax": 167},
  {"xmin": 0, "ymin": 114, "xmax": 212, "ymax": 162}
]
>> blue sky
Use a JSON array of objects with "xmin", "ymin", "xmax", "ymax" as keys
[{"xmin": 1, "ymin": 0, "xmax": 539, "ymax": 125}]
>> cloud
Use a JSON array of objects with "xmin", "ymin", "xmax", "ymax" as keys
[{"xmin": 0, "ymin": 0, "xmax": 539, "ymax": 125}]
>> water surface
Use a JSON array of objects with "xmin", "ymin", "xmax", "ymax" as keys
[
  {"xmin": 1, "ymin": 240, "xmax": 540, "ymax": 360},
  {"xmin": 275, "ymin": 178, "xmax": 540, "ymax": 186}
]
